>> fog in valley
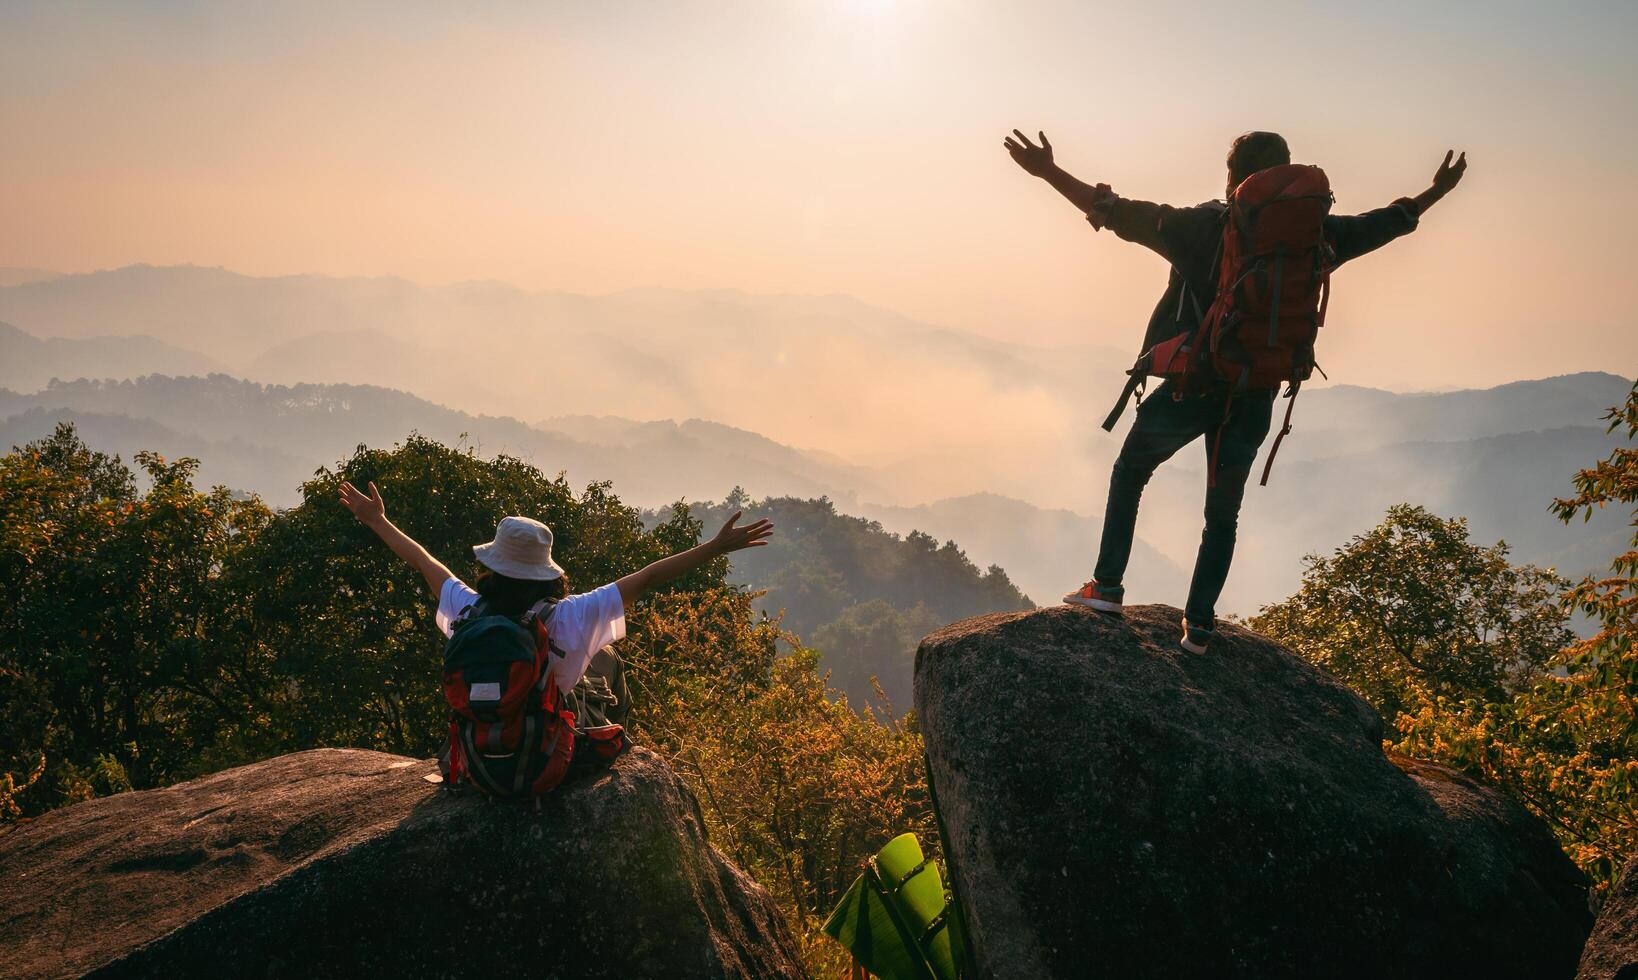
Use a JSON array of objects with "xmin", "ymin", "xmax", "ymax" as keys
[{"xmin": 1, "ymin": 264, "xmax": 1627, "ymax": 620}]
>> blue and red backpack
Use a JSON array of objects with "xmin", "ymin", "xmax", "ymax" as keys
[{"xmin": 438, "ymin": 598, "xmax": 630, "ymax": 799}]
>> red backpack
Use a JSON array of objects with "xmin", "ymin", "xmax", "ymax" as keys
[
  {"xmin": 1102, "ymin": 163, "xmax": 1336, "ymax": 484},
  {"xmin": 438, "ymin": 598, "xmax": 630, "ymax": 800}
]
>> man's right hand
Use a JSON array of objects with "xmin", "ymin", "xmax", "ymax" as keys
[{"xmin": 1004, "ymin": 129, "xmax": 1056, "ymax": 177}]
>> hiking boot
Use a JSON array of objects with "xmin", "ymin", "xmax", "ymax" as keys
[
  {"xmin": 1065, "ymin": 580, "xmax": 1123, "ymax": 613},
  {"xmin": 1180, "ymin": 618, "xmax": 1214, "ymax": 654}
]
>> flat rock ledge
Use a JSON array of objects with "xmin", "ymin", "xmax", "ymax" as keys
[{"xmin": 0, "ymin": 746, "xmax": 805, "ymax": 979}]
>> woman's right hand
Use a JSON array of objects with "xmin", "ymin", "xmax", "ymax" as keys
[
  {"xmin": 1004, "ymin": 129, "xmax": 1056, "ymax": 177},
  {"xmin": 338, "ymin": 480, "xmax": 387, "ymax": 527}
]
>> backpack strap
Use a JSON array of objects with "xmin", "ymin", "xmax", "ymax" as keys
[
  {"xmin": 453, "ymin": 595, "xmax": 487, "ymax": 627},
  {"xmin": 1102, "ymin": 361, "xmax": 1148, "ymax": 432},
  {"xmin": 511, "ymin": 713, "xmax": 538, "ymax": 796},
  {"xmin": 1206, "ymin": 385, "xmax": 1236, "ymax": 490},
  {"xmin": 527, "ymin": 599, "xmax": 562, "ymax": 696},
  {"xmin": 1259, "ymin": 384, "xmax": 1301, "ymax": 486},
  {"xmin": 525, "ymin": 597, "xmax": 557, "ymax": 628}
]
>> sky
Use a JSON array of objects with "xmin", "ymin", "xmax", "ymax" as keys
[{"xmin": 2, "ymin": 0, "xmax": 1635, "ymax": 390}]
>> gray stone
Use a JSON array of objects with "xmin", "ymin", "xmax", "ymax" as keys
[
  {"xmin": 1579, "ymin": 856, "xmax": 1638, "ymax": 980},
  {"xmin": 0, "ymin": 746, "xmax": 805, "ymax": 979},
  {"xmin": 916, "ymin": 603, "xmax": 1590, "ymax": 980}
]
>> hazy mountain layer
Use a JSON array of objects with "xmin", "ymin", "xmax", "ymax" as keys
[
  {"xmin": 1, "ymin": 266, "xmax": 1625, "ymax": 519},
  {"xmin": 1276, "ymin": 372, "xmax": 1630, "ymax": 460},
  {"xmin": 0, "ymin": 376, "xmax": 875, "ymax": 514},
  {"xmin": 0, "ymin": 269, "xmax": 1628, "ymax": 618},
  {"xmin": 0, "ymin": 265, "xmax": 1130, "ymax": 508},
  {"xmin": 0, "ymin": 321, "xmax": 225, "ymax": 392}
]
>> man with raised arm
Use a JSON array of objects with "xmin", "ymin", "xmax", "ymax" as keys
[{"xmin": 1005, "ymin": 129, "xmax": 1466, "ymax": 652}]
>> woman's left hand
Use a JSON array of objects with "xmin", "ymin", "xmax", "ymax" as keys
[{"xmin": 710, "ymin": 511, "xmax": 775, "ymax": 554}]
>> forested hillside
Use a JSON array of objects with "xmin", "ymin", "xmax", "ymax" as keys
[{"xmin": 657, "ymin": 494, "xmax": 1033, "ymax": 707}]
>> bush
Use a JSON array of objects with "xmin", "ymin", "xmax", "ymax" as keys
[{"xmin": 1255, "ymin": 382, "xmax": 1638, "ymax": 892}]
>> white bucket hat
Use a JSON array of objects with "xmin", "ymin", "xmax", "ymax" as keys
[{"xmin": 472, "ymin": 516, "xmax": 565, "ymax": 581}]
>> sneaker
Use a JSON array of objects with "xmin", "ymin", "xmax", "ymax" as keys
[
  {"xmin": 1180, "ymin": 618, "xmax": 1214, "ymax": 653},
  {"xmin": 1064, "ymin": 580, "xmax": 1124, "ymax": 613}
]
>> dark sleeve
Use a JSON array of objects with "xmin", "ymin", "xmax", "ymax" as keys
[
  {"xmin": 1326, "ymin": 198, "xmax": 1421, "ymax": 265},
  {"xmin": 1094, "ymin": 197, "xmax": 1223, "ymax": 267}
]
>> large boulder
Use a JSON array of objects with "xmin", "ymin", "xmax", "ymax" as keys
[
  {"xmin": 1579, "ymin": 856, "xmax": 1638, "ymax": 979},
  {"xmin": 0, "ymin": 747, "xmax": 805, "ymax": 979},
  {"xmin": 915, "ymin": 604, "xmax": 1590, "ymax": 980}
]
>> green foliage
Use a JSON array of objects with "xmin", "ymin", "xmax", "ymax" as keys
[
  {"xmin": 1251, "ymin": 504, "xmax": 1572, "ymax": 721},
  {"xmin": 630, "ymin": 593, "xmax": 933, "ymax": 972},
  {"xmin": 1256, "ymin": 382, "xmax": 1638, "ymax": 891},
  {"xmin": 0, "ymin": 423, "xmax": 272, "ymax": 813},
  {"xmin": 812, "ymin": 600, "xmax": 943, "ymax": 712},
  {"xmin": 614, "ymin": 583, "xmax": 934, "ymax": 965},
  {"xmin": 229, "ymin": 435, "xmax": 712, "ymax": 758},
  {"xmin": 671, "ymin": 493, "xmax": 1032, "ymax": 706},
  {"xmin": 0, "ymin": 426, "xmax": 932, "ymax": 974},
  {"xmin": 1396, "ymin": 381, "xmax": 1638, "ymax": 887}
]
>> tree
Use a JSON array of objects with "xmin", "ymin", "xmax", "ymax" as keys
[
  {"xmin": 1552, "ymin": 380, "xmax": 1638, "ymax": 702},
  {"xmin": 0, "ymin": 424, "xmax": 271, "ymax": 813},
  {"xmin": 669, "ymin": 494, "xmax": 1032, "ymax": 714},
  {"xmin": 1251, "ymin": 504, "xmax": 1572, "ymax": 720},
  {"xmin": 1399, "ymin": 381, "xmax": 1638, "ymax": 887},
  {"xmin": 1257, "ymin": 383, "xmax": 1638, "ymax": 891},
  {"xmin": 811, "ymin": 600, "xmax": 942, "ymax": 710},
  {"xmin": 234, "ymin": 434, "xmax": 711, "ymax": 758}
]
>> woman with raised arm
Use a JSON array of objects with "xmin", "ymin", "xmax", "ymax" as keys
[{"xmin": 337, "ymin": 479, "xmax": 773, "ymax": 795}]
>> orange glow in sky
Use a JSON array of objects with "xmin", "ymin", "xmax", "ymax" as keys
[{"xmin": 2, "ymin": 0, "xmax": 1634, "ymax": 389}]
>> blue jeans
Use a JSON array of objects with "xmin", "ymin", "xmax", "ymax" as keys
[{"xmin": 1093, "ymin": 381, "xmax": 1276, "ymax": 628}]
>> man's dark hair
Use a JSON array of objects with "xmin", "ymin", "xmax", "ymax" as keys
[
  {"xmin": 473, "ymin": 566, "xmax": 570, "ymax": 616},
  {"xmin": 1226, "ymin": 131, "xmax": 1291, "ymax": 195}
]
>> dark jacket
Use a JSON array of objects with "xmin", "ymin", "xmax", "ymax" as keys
[{"xmin": 1092, "ymin": 194, "xmax": 1422, "ymax": 355}]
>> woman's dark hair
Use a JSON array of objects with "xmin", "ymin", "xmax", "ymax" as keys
[
  {"xmin": 472, "ymin": 566, "xmax": 569, "ymax": 616},
  {"xmin": 1226, "ymin": 131, "xmax": 1291, "ymax": 195}
]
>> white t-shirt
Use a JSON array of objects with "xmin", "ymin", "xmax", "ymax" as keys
[{"xmin": 436, "ymin": 577, "xmax": 626, "ymax": 695}]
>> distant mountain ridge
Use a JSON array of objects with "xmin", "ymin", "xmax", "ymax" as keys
[
  {"xmin": 0, "ymin": 273, "xmax": 1627, "ymax": 618},
  {"xmin": 1278, "ymin": 372, "xmax": 1630, "ymax": 460},
  {"xmin": 0, "ymin": 374, "xmax": 882, "ymax": 515},
  {"xmin": 0, "ymin": 268, "xmax": 62, "ymax": 288},
  {"xmin": 0, "ymin": 264, "xmax": 1132, "ymax": 506},
  {"xmin": 0, "ymin": 320, "xmax": 225, "ymax": 392}
]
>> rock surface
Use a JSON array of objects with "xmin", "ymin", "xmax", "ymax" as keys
[
  {"xmin": 0, "ymin": 746, "xmax": 805, "ymax": 979},
  {"xmin": 1579, "ymin": 856, "xmax": 1638, "ymax": 980},
  {"xmin": 915, "ymin": 604, "xmax": 1591, "ymax": 980}
]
